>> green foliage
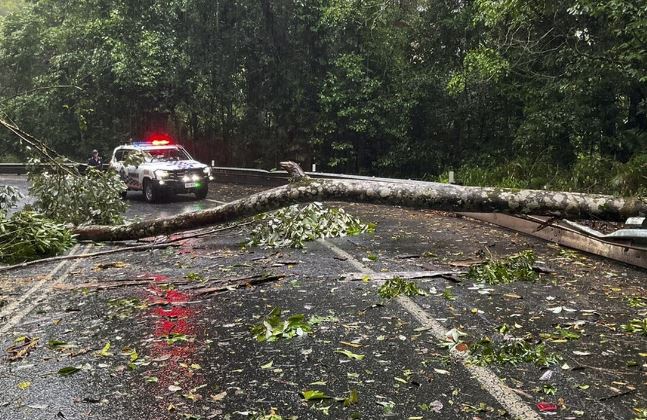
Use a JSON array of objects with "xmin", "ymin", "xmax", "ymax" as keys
[
  {"xmin": 633, "ymin": 407, "xmax": 647, "ymax": 420},
  {"xmin": 0, "ymin": 0, "xmax": 24, "ymax": 17},
  {"xmin": 251, "ymin": 307, "xmax": 313, "ymax": 342},
  {"xmin": 0, "ymin": 0, "xmax": 644, "ymax": 186},
  {"xmin": 469, "ymin": 337, "xmax": 561, "ymax": 367},
  {"xmin": 447, "ymin": 47, "xmax": 509, "ymax": 96},
  {"xmin": 0, "ymin": 210, "xmax": 74, "ymax": 263},
  {"xmin": 610, "ymin": 153, "xmax": 647, "ymax": 196},
  {"xmin": 453, "ymin": 152, "xmax": 647, "ymax": 195},
  {"xmin": 622, "ymin": 318, "xmax": 647, "ymax": 336},
  {"xmin": 28, "ymin": 166, "xmax": 126, "ymax": 225},
  {"xmin": 626, "ymin": 296, "xmax": 647, "ymax": 308},
  {"xmin": 466, "ymin": 250, "xmax": 538, "ymax": 285},
  {"xmin": 248, "ymin": 202, "xmax": 374, "ymax": 249},
  {"xmin": 540, "ymin": 325, "xmax": 582, "ymax": 342},
  {"xmin": 0, "ymin": 185, "xmax": 22, "ymax": 215},
  {"xmin": 107, "ymin": 297, "xmax": 149, "ymax": 319},
  {"xmin": 378, "ymin": 277, "xmax": 425, "ymax": 299}
]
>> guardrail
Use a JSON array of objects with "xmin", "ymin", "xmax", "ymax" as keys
[
  {"xmin": 211, "ymin": 166, "xmax": 436, "ymax": 187},
  {"xmin": 0, "ymin": 163, "xmax": 29, "ymax": 175},
  {"xmin": 0, "ymin": 162, "xmax": 92, "ymax": 175}
]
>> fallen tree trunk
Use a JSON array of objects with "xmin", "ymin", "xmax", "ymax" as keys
[{"xmin": 74, "ymin": 162, "xmax": 646, "ymax": 242}]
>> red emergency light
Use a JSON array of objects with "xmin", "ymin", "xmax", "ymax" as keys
[{"xmin": 145, "ymin": 132, "xmax": 173, "ymax": 145}]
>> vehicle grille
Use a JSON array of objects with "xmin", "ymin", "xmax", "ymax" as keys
[{"xmin": 167, "ymin": 169, "xmax": 204, "ymax": 181}]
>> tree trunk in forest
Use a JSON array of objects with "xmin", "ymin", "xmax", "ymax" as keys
[{"xmin": 73, "ymin": 162, "xmax": 647, "ymax": 242}]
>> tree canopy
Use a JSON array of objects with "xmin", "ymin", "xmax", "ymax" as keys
[{"xmin": 0, "ymin": 0, "xmax": 645, "ymax": 193}]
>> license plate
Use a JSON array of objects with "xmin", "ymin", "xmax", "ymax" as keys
[{"xmin": 184, "ymin": 182, "xmax": 198, "ymax": 188}]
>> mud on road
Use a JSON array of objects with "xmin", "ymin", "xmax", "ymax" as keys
[{"xmin": 0, "ymin": 183, "xmax": 645, "ymax": 419}]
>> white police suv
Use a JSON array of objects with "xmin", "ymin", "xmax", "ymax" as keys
[{"xmin": 110, "ymin": 136, "xmax": 213, "ymax": 202}]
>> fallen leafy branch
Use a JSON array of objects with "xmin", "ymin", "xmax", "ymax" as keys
[
  {"xmin": 251, "ymin": 307, "xmax": 313, "ymax": 342},
  {"xmin": 378, "ymin": 277, "xmax": 426, "ymax": 299},
  {"xmin": 0, "ymin": 211, "xmax": 75, "ymax": 264},
  {"xmin": 466, "ymin": 250, "xmax": 539, "ymax": 285},
  {"xmin": 469, "ymin": 337, "xmax": 561, "ymax": 367},
  {"xmin": 248, "ymin": 202, "xmax": 374, "ymax": 248}
]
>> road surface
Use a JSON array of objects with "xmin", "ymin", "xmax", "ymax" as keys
[{"xmin": 0, "ymin": 177, "xmax": 645, "ymax": 419}]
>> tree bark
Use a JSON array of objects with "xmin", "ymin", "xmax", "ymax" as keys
[{"xmin": 73, "ymin": 162, "xmax": 646, "ymax": 242}]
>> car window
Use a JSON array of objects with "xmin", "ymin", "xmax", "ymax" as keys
[
  {"xmin": 145, "ymin": 147, "xmax": 190, "ymax": 162},
  {"xmin": 113, "ymin": 150, "xmax": 124, "ymax": 162}
]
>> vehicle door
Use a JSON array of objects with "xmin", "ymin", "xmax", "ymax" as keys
[{"xmin": 113, "ymin": 149, "xmax": 141, "ymax": 190}]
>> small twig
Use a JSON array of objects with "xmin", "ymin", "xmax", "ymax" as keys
[
  {"xmin": 193, "ymin": 274, "xmax": 285, "ymax": 296},
  {"xmin": 54, "ymin": 280, "xmax": 154, "ymax": 290},
  {"xmin": 55, "ymin": 278, "xmax": 191, "ymax": 290},
  {"xmin": 598, "ymin": 389, "xmax": 635, "ymax": 401},
  {"xmin": 531, "ymin": 215, "xmax": 562, "ymax": 233},
  {"xmin": 510, "ymin": 388, "xmax": 534, "ymax": 400}
]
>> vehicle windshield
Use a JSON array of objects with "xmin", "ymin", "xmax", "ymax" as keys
[{"xmin": 144, "ymin": 147, "xmax": 191, "ymax": 162}]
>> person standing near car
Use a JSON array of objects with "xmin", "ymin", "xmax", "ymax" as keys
[{"xmin": 88, "ymin": 149, "xmax": 102, "ymax": 169}]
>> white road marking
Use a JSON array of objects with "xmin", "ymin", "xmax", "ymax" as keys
[
  {"xmin": 318, "ymin": 239, "xmax": 542, "ymax": 420},
  {"xmin": 205, "ymin": 199, "xmax": 227, "ymax": 205},
  {"xmin": 0, "ymin": 244, "xmax": 87, "ymax": 335}
]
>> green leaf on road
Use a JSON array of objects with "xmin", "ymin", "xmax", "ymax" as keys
[
  {"xmin": 343, "ymin": 389, "xmax": 359, "ymax": 407},
  {"xmin": 58, "ymin": 366, "xmax": 81, "ymax": 376},
  {"xmin": 335, "ymin": 349, "xmax": 365, "ymax": 360},
  {"xmin": 301, "ymin": 390, "xmax": 331, "ymax": 400},
  {"xmin": 97, "ymin": 342, "xmax": 111, "ymax": 357}
]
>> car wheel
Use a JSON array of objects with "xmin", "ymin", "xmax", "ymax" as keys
[
  {"xmin": 194, "ymin": 184, "xmax": 208, "ymax": 200},
  {"xmin": 143, "ymin": 179, "xmax": 159, "ymax": 203},
  {"xmin": 120, "ymin": 190, "xmax": 128, "ymax": 199}
]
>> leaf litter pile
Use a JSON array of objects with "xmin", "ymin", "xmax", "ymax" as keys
[
  {"xmin": 465, "ymin": 250, "xmax": 538, "ymax": 285},
  {"xmin": 378, "ymin": 277, "xmax": 426, "ymax": 299},
  {"xmin": 250, "ymin": 307, "xmax": 313, "ymax": 342},
  {"xmin": 247, "ymin": 202, "xmax": 375, "ymax": 248}
]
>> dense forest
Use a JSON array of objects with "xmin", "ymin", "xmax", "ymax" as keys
[{"xmin": 0, "ymin": 0, "xmax": 645, "ymax": 193}]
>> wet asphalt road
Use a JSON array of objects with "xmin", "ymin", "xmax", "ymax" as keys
[{"xmin": 0, "ymin": 177, "xmax": 646, "ymax": 419}]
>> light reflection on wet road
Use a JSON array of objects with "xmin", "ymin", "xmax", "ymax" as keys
[
  {"xmin": 122, "ymin": 191, "xmax": 221, "ymax": 221},
  {"xmin": 142, "ymin": 273, "xmax": 202, "ymax": 411}
]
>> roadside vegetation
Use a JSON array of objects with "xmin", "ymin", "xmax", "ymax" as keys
[
  {"xmin": 445, "ymin": 153, "xmax": 647, "ymax": 196},
  {"xmin": 0, "ymin": 0, "xmax": 643, "ymax": 195}
]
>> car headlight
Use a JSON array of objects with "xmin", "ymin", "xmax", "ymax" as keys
[
  {"xmin": 202, "ymin": 167, "xmax": 211, "ymax": 175},
  {"xmin": 155, "ymin": 170, "xmax": 169, "ymax": 179}
]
